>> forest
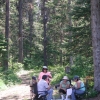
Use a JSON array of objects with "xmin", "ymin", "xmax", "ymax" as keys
[{"xmin": 0, "ymin": 0, "xmax": 100, "ymax": 99}]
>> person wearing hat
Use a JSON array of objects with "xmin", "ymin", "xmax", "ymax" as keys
[
  {"xmin": 71, "ymin": 75, "xmax": 85, "ymax": 100},
  {"xmin": 30, "ymin": 76, "xmax": 38, "ymax": 100},
  {"xmin": 38, "ymin": 66, "xmax": 52, "ymax": 84},
  {"xmin": 59, "ymin": 76, "xmax": 70, "ymax": 97}
]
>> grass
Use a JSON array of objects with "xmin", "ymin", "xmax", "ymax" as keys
[{"xmin": 0, "ymin": 79, "xmax": 7, "ymax": 90}]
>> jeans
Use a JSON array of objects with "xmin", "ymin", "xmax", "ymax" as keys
[
  {"xmin": 47, "ymin": 88, "xmax": 53, "ymax": 100},
  {"xmin": 71, "ymin": 89, "xmax": 85, "ymax": 100}
]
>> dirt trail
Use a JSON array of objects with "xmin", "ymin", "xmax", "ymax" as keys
[{"xmin": 0, "ymin": 70, "xmax": 32, "ymax": 100}]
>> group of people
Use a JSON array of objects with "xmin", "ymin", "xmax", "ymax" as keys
[
  {"xmin": 59, "ymin": 75, "xmax": 85, "ymax": 100},
  {"xmin": 30, "ymin": 66, "xmax": 53, "ymax": 100},
  {"xmin": 30, "ymin": 66, "xmax": 85, "ymax": 100}
]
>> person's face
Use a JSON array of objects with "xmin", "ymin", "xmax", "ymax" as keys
[
  {"xmin": 43, "ymin": 68, "xmax": 48, "ymax": 72},
  {"xmin": 63, "ymin": 79, "xmax": 67, "ymax": 82},
  {"xmin": 32, "ymin": 79, "xmax": 36, "ymax": 84},
  {"xmin": 74, "ymin": 79, "xmax": 77, "ymax": 82}
]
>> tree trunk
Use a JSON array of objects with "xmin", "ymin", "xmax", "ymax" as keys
[
  {"xmin": 91, "ymin": 0, "xmax": 100, "ymax": 91},
  {"xmin": 4, "ymin": 0, "xmax": 9, "ymax": 70},
  {"xmin": 18, "ymin": 0, "xmax": 23, "ymax": 63},
  {"xmin": 41, "ymin": 0, "xmax": 48, "ymax": 66},
  {"xmin": 68, "ymin": 0, "xmax": 73, "ymax": 67},
  {"xmin": 28, "ymin": 0, "xmax": 34, "ymax": 58}
]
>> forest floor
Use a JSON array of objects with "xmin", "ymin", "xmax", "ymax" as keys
[{"xmin": 0, "ymin": 69, "xmax": 100, "ymax": 100}]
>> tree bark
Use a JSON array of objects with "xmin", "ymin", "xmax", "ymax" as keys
[
  {"xmin": 91, "ymin": 0, "xmax": 100, "ymax": 91},
  {"xmin": 4, "ymin": 0, "xmax": 9, "ymax": 70},
  {"xmin": 68, "ymin": 0, "xmax": 73, "ymax": 67},
  {"xmin": 41, "ymin": 0, "xmax": 48, "ymax": 66},
  {"xmin": 28, "ymin": 0, "xmax": 34, "ymax": 58},
  {"xmin": 18, "ymin": 0, "xmax": 23, "ymax": 63}
]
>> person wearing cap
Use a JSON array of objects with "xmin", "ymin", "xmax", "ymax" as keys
[
  {"xmin": 38, "ymin": 66, "xmax": 52, "ymax": 84},
  {"xmin": 71, "ymin": 75, "xmax": 85, "ymax": 100},
  {"xmin": 59, "ymin": 76, "xmax": 70, "ymax": 96},
  {"xmin": 30, "ymin": 76, "xmax": 38, "ymax": 100}
]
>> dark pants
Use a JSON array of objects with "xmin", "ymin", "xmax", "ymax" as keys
[
  {"xmin": 59, "ymin": 89, "xmax": 66, "ymax": 94},
  {"xmin": 33, "ymin": 94, "xmax": 38, "ymax": 100}
]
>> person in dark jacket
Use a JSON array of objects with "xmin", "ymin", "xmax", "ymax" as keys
[{"xmin": 30, "ymin": 76, "xmax": 38, "ymax": 100}]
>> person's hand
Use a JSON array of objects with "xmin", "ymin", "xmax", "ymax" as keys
[
  {"xmin": 49, "ymin": 85, "xmax": 52, "ymax": 88},
  {"xmin": 48, "ymin": 75, "xmax": 52, "ymax": 78},
  {"xmin": 72, "ymin": 86, "xmax": 75, "ymax": 89}
]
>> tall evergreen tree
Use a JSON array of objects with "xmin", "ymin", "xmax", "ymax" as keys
[
  {"xmin": 4, "ymin": 0, "xmax": 10, "ymax": 70},
  {"xmin": 91, "ymin": 0, "xmax": 100, "ymax": 91},
  {"xmin": 41, "ymin": 0, "xmax": 48, "ymax": 66},
  {"xmin": 28, "ymin": 0, "xmax": 34, "ymax": 58},
  {"xmin": 18, "ymin": 0, "xmax": 23, "ymax": 63}
]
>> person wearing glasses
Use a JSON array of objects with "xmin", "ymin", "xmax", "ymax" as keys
[{"xmin": 38, "ymin": 66, "xmax": 52, "ymax": 84}]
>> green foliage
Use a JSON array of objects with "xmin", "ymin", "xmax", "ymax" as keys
[
  {"xmin": 70, "ymin": 55, "xmax": 93, "ymax": 77},
  {"xmin": 10, "ymin": 62, "xmax": 23, "ymax": 72},
  {"xmin": 23, "ymin": 56, "xmax": 43, "ymax": 70},
  {"xmin": 1, "ymin": 69, "xmax": 21, "ymax": 85},
  {"xmin": 50, "ymin": 66, "xmax": 66, "ymax": 85},
  {"xmin": 66, "ymin": 0, "xmax": 91, "ymax": 58},
  {"xmin": 0, "ymin": 34, "xmax": 7, "ymax": 67},
  {"xmin": 87, "ymin": 88, "xmax": 98, "ymax": 98},
  {"xmin": 0, "ymin": 79, "xmax": 7, "ymax": 90}
]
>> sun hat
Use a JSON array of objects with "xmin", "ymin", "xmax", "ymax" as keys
[
  {"xmin": 43, "ymin": 66, "xmax": 48, "ymax": 69},
  {"xmin": 63, "ymin": 76, "xmax": 69, "ymax": 80}
]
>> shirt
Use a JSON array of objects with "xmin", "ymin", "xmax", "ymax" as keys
[
  {"xmin": 75, "ymin": 80, "xmax": 85, "ymax": 91},
  {"xmin": 60, "ymin": 81, "xmax": 70, "ymax": 91},
  {"xmin": 37, "ymin": 79, "xmax": 49, "ymax": 95},
  {"xmin": 38, "ymin": 72, "xmax": 52, "ymax": 84}
]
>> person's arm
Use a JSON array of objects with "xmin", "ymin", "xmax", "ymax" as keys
[
  {"xmin": 66, "ymin": 81, "xmax": 70, "ymax": 89},
  {"xmin": 76, "ymin": 81, "xmax": 81, "ymax": 89},
  {"xmin": 30, "ymin": 87, "xmax": 33, "ymax": 92},
  {"xmin": 30, "ymin": 84, "xmax": 34, "ymax": 93},
  {"xmin": 45, "ymin": 81, "xmax": 51, "ymax": 90},
  {"xmin": 47, "ymin": 72, "xmax": 52, "ymax": 78},
  {"xmin": 38, "ymin": 72, "xmax": 42, "ymax": 81},
  {"xmin": 59, "ymin": 81, "xmax": 62, "ymax": 89}
]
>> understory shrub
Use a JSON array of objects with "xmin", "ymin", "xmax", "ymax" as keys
[{"xmin": 1, "ymin": 69, "xmax": 21, "ymax": 85}]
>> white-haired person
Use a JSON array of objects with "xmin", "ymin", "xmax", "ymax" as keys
[
  {"xmin": 59, "ymin": 76, "xmax": 70, "ymax": 100},
  {"xmin": 38, "ymin": 66, "xmax": 52, "ymax": 84},
  {"xmin": 71, "ymin": 75, "xmax": 85, "ymax": 100}
]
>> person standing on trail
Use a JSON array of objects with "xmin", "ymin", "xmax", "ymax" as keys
[{"xmin": 38, "ymin": 66, "xmax": 52, "ymax": 84}]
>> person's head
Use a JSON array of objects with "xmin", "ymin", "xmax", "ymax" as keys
[
  {"xmin": 32, "ymin": 76, "xmax": 37, "ymax": 84},
  {"xmin": 62, "ymin": 76, "xmax": 69, "ymax": 82},
  {"xmin": 73, "ymin": 75, "xmax": 80, "ymax": 82},
  {"xmin": 42, "ymin": 66, "xmax": 48, "ymax": 73},
  {"xmin": 42, "ymin": 75, "xmax": 48, "ymax": 80}
]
